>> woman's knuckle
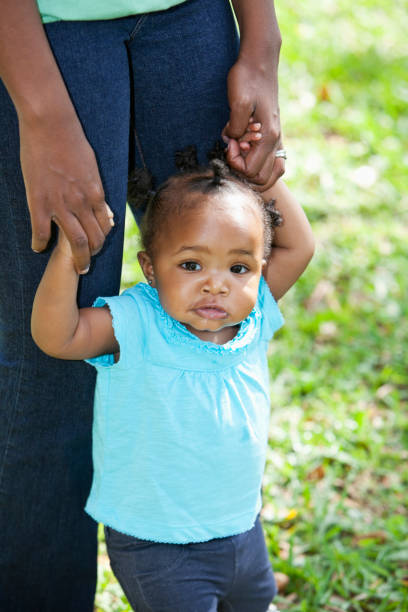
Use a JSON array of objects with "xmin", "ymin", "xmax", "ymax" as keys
[
  {"xmin": 232, "ymin": 96, "xmax": 252, "ymax": 112},
  {"xmin": 245, "ymin": 164, "xmax": 259, "ymax": 179},
  {"xmin": 73, "ymin": 235, "xmax": 88, "ymax": 250},
  {"xmin": 70, "ymin": 191, "xmax": 85, "ymax": 207},
  {"xmin": 94, "ymin": 237, "xmax": 105, "ymax": 251},
  {"xmin": 87, "ymin": 182, "xmax": 105, "ymax": 203},
  {"xmin": 30, "ymin": 190, "xmax": 45, "ymax": 204}
]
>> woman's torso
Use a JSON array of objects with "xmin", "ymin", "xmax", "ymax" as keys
[{"xmin": 37, "ymin": 0, "xmax": 188, "ymax": 24}]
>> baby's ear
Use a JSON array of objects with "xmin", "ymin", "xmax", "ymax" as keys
[{"xmin": 137, "ymin": 251, "xmax": 155, "ymax": 286}]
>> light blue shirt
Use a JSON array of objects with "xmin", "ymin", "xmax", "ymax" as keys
[{"xmin": 85, "ymin": 276, "xmax": 284, "ymax": 543}]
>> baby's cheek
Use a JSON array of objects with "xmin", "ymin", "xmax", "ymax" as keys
[
  {"xmin": 159, "ymin": 288, "xmax": 186, "ymax": 322},
  {"xmin": 241, "ymin": 284, "xmax": 260, "ymax": 315},
  {"xmin": 237, "ymin": 295, "xmax": 257, "ymax": 320}
]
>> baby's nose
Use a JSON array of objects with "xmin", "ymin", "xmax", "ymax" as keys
[{"xmin": 202, "ymin": 274, "xmax": 229, "ymax": 295}]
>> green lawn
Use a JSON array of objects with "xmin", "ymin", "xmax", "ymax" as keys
[{"xmin": 95, "ymin": 1, "xmax": 408, "ymax": 610}]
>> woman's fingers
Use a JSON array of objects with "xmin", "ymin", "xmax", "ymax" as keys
[
  {"xmin": 93, "ymin": 201, "xmax": 115, "ymax": 239},
  {"xmin": 105, "ymin": 203, "xmax": 115, "ymax": 224},
  {"xmin": 250, "ymin": 153, "xmax": 285, "ymax": 193},
  {"xmin": 52, "ymin": 201, "xmax": 115, "ymax": 273},
  {"xmin": 230, "ymin": 95, "xmax": 281, "ymax": 180},
  {"xmin": 55, "ymin": 213, "xmax": 91, "ymax": 274},
  {"xmin": 242, "ymin": 121, "xmax": 281, "ymax": 179},
  {"xmin": 239, "ymin": 125, "xmax": 262, "ymax": 151},
  {"xmin": 224, "ymin": 114, "xmax": 284, "ymax": 191},
  {"xmin": 19, "ymin": 116, "xmax": 115, "ymax": 270},
  {"xmin": 75, "ymin": 208, "xmax": 109, "ymax": 256},
  {"xmin": 225, "ymin": 138, "xmax": 247, "ymax": 174},
  {"xmin": 30, "ymin": 195, "xmax": 114, "ymax": 271},
  {"xmin": 225, "ymin": 96, "xmax": 253, "ymax": 141},
  {"xmin": 30, "ymin": 204, "xmax": 52, "ymax": 253}
]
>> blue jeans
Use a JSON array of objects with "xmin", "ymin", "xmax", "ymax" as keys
[
  {"xmin": 105, "ymin": 515, "xmax": 277, "ymax": 612},
  {"xmin": 0, "ymin": 2, "xmax": 239, "ymax": 610}
]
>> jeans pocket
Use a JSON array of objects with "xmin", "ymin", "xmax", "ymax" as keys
[{"xmin": 105, "ymin": 526, "xmax": 187, "ymax": 581}]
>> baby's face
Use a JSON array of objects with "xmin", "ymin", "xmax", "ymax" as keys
[{"xmin": 145, "ymin": 192, "xmax": 265, "ymax": 344}]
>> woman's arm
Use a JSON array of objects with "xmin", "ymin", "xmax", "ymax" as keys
[
  {"xmin": 263, "ymin": 180, "xmax": 315, "ymax": 300},
  {"xmin": 0, "ymin": 0, "xmax": 112, "ymax": 274},
  {"xmin": 31, "ymin": 232, "xmax": 118, "ymax": 360},
  {"xmin": 225, "ymin": 0, "xmax": 284, "ymax": 191}
]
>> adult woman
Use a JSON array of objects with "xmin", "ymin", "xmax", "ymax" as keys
[{"xmin": 0, "ymin": 1, "xmax": 284, "ymax": 610}]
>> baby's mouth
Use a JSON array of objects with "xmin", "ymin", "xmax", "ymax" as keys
[{"xmin": 193, "ymin": 305, "xmax": 228, "ymax": 320}]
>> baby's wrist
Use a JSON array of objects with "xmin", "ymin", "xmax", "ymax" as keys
[{"xmin": 53, "ymin": 243, "xmax": 77, "ymax": 271}]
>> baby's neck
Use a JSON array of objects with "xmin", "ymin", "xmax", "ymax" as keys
[{"xmin": 184, "ymin": 324, "xmax": 240, "ymax": 345}]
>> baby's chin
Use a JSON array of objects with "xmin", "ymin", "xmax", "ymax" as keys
[
  {"xmin": 185, "ymin": 319, "xmax": 237, "ymax": 332},
  {"xmin": 184, "ymin": 308, "xmax": 254, "ymax": 334},
  {"xmin": 183, "ymin": 321, "xmax": 240, "ymax": 345}
]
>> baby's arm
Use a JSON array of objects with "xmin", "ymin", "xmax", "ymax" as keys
[
  {"xmin": 224, "ymin": 120, "xmax": 314, "ymax": 299},
  {"xmin": 31, "ymin": 228, "xmax": 118, "ymax": 360},
  {"xmin": 263, "ymin": 180, "xmax": 315, "ymax": 300}
]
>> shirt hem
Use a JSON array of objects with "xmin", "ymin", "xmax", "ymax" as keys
[{"xmin": 86, "ymin": 506, "xmax": 261, "ymax": 544}]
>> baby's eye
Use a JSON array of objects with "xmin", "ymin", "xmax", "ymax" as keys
[
  {"xmin": 230, "ymin": 264, "xmax": 249, "ymax": 275},
  {"xmin": 181, "ymin": 261, "xmax": 202, "ymax": 272}
]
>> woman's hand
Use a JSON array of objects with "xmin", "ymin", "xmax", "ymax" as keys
[
  {"xmin": 0, "ymin": 0, "xmax": 114, "ymax": 275},
  {"xmin": 223, "ymin": 57, "xmax": 285, "ymax": 191},
  {"xmin": 53, "ymin": 196, "xmax": 114, "ymax": 273},
  {"xmin": 20, "ymin": 114, "xmax": 113, "ymax": 274},
  {"xmin": 224, "ymin": 0, "xmax": 284, "ymax": 191}
]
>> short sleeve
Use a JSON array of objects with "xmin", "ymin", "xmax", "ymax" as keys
[
  {"xmin": 257, "ymin": 276, "xmax": 284, "ymax": 341},
  {"xmin": 85, "ymin": 286, "xmax": 145, "ymax": 369}
]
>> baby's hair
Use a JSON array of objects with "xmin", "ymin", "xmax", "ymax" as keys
[{"xmin": 129, "ymin": 144, "xmax": 282, "ymax": 257}]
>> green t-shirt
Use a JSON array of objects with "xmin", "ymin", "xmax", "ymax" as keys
[{"xmin": 37, "ymin": 0, "xmax": 187, "ymax": 23}]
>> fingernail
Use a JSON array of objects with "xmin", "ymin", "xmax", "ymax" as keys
[
  {"xmin": 222, "ymin": 134, "xmax": 230, "ymax": 144},
  {"xmin": 254, "ymin": 132, "xmax": 262, "ymax": 139},
  {"xmin": 253, "ymin": 123, "xmax": 261, "ymax": 130},
  {"xmin": 32, "ymin": 248, "xmax": 41, "ymax": 253},
  {"xmin": 80, "ymin": 266, "xmax": 90, "ymax": 275},
  {"xmin": 110, "ymin": 219, "xmax": 115, "ymax": 226}
]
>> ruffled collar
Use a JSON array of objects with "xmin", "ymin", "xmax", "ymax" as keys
[{"xmin": 138, "ymin": 282, "xmax": 261, "ymax": 354}]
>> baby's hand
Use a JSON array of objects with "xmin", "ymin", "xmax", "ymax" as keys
[
  {"xmin": 222, "ymin": 117, "xmax": 262, "ymax": 156},
  {"xmin": 56, "ymin": 224, "xmax": 74, "ymax": 259},
  {"xmin": 238, "ymin": 117, "xmax": 263, "ymax": 153},
  {"xmin": 222, "ymin": 118, "xmax": 264, "ymax": 180}
]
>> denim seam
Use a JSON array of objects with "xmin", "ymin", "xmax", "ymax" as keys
[
  {"xmin": 0, "ymin": 189, "xmax": 27, "ymax": 490},
  {"xmin": 128, "ymin": 14, "xmax": 149, "ymax": 42},
  {"xmin": 127, "ymin": 14, "xmax": 150, "ymax": 175},
  {"xmin": 111, "ymin": 559, "xmax": 154, "ymax": 612},
  {"xmin": 108, "ymin": 555, "xmax": 153, "ymax": 612},
  {"xmin": 225, "ymin": 537, "xmax": 238, "ymax": 599},
  {"xmin": 129, "ymin": 576, "xmax": 154, "ymax": 612}
]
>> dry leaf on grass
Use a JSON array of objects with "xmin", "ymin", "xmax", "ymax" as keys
[
  {"xmin": 274, "ymin": 572, "xmax": 290, "ymax": 593},
  {"xmin": 306, "ymin": 464, "xmax": 325, "ymax": 481},
  {"xmin": 352, "ymin": 531, "xmax": 388, "ymax": 546}
]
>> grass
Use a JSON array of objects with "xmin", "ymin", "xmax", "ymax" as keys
[{"xmin": 95, "ymin": 1, "xmax": 408, "ymax": 610}]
